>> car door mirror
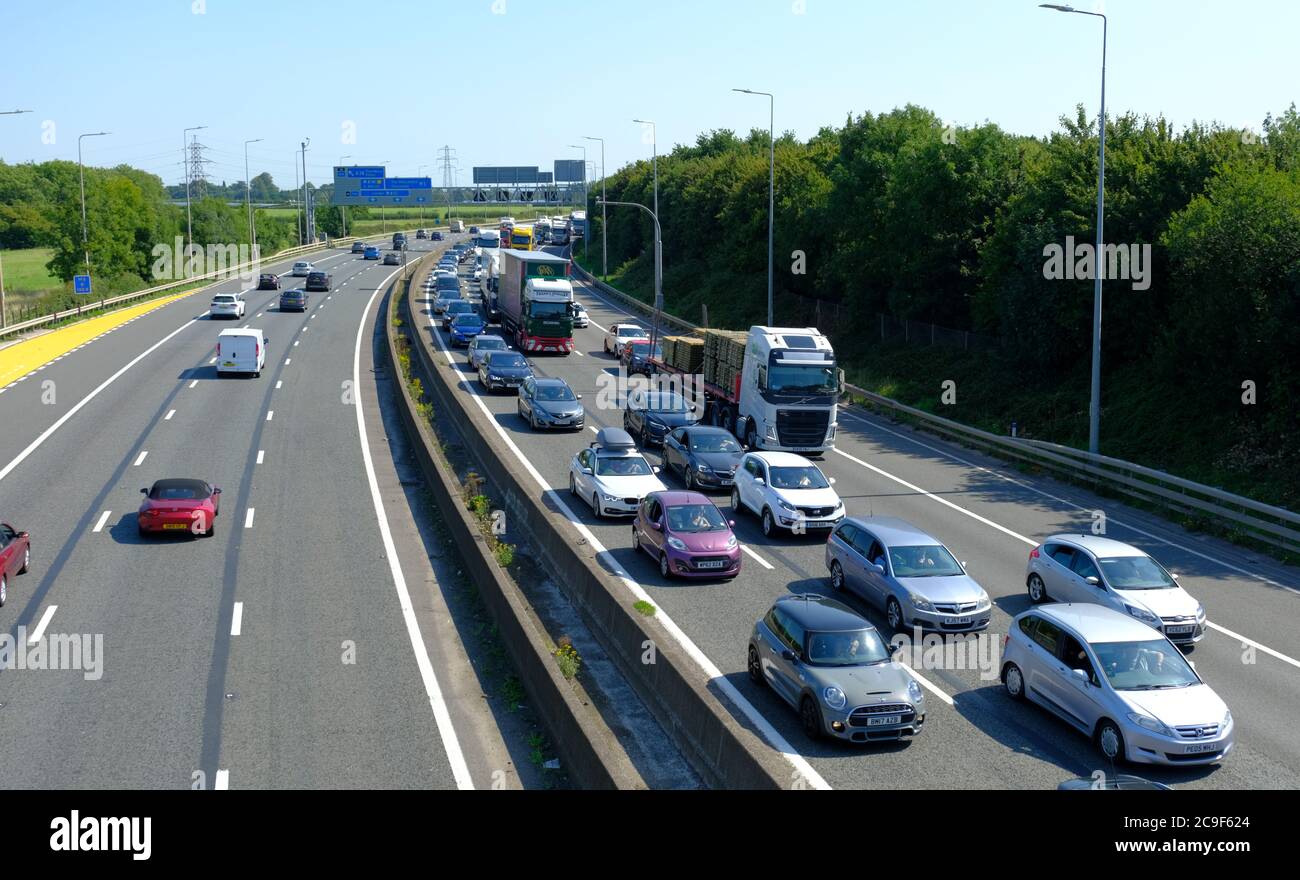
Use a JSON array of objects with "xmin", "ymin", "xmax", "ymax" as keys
[
  {"xmin": 140, "ymin": 488, "xmax": 148, "ymax": 495},
  {"xmin": 1071, "ymin": 668, "xmax": 1089, "ymax": 684},
  {"xmin": 828, "ymin": 477, "xmax": 836, "ymax": 485},
  {"xmin": 213, "ymin": 488, "xmax": 222, "ymax": 495},
  {"xmin": 872, "ymin": 563, "xmax": 886, "ymax": 574},
  {"xmin": 581, "ymin": 467, "xmax": 593, "ymax": 476},
  {"xmin": 650, "ymin": 521, "xmax": 662, "ymax": 531},
  {"xmin": 576, "ymin": 394, "xmax": 582, "ymax": 400},
  {"xmin": 1085, "ymin": 576, "xmax": 1101, "ymax": 586},
  {"xmin": 781, "ymin": 650, "xmax": 798, "ymax": 664},
  {"xmin": 729, "ymin": 520, "xmax": 736, "ymax": 528},
  {"xmin": 889, "ymin": 642, "xmax": 901, "ymax": 655},
  {"xmin": 652, "ymin": 465, "xmax": 661, "ymax": 474},
  {"xmin": 754, "ymin": 477, "xmax": 765, "ymax": 486},
  {"xmin": 1170, "ymin": 572, "xmax": 1180, "ymax": 580}
]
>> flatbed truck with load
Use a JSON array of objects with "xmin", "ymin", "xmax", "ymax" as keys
[
  {"xmin": 496, "ymin": 248, "xmax": 575, "ymax": 354},
  {"xmin": 647, "ymin": 325, "xmax": 840, "ymax": 454}
]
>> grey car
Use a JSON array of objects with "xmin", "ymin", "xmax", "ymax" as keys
[
  {"xmin": 826, "ymin": 516, "xmax": 991, "ymax": 633},
  {"xmin": 433, "ymin": 288, "xmax": 466, "ymax": 315},
  {"xmin": 518, "ymin": 376, "xmax": 584, "ymax": 431},
  {"xmin": 1002, "ymin": 603, "xmax": 1233, "ymax": 766},
  {"xmin": 1026, "ymin": 534, "xmax": 1205, "ymax": 646},
  {"xmin": 468, "ymin": 334, "xmax": 509, "ymax": 370},
  {"xmin": 749, "ymin": 594, "xmax": 926, "ymax": 743}
]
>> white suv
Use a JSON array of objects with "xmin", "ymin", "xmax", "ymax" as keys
[
  {"xmin": 604, "ymin": 323, "xmax": 649, "ymax": 357},
  {"xmin": 209, "ymin": 293, "xmax": 245, "ymax": 320},
  {"xmin": 291, "ymin": 261, "xmax": 313, "ymax": 277},
  {"xmin": 731, "ymin": 451, "xmax": 844, "ymax": 537}
]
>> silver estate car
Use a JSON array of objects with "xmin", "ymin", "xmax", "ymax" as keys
[
  {"xmin": 826, "ymin": 516, "xmax": 991, "ymax": 633},
  {"xmin": 1026, "ymin": 534, "xmax": 1206, "ymax": 645},
  {"xmin": 1002, "ymin": 603, "xmax": 1233, "ymax": 766},
  {"xmin": 749, "ymin": 594, "xmax": 926, "ymax": 743}
]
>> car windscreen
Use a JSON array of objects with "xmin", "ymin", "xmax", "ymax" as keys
[
  {"xmin": 489, "ymin": 353, "xmax": 527, "ymax": 369},
  {"xmin": 535, "ymin": 384, "xmax": 575, "ymax": 401},
  {"xmin": 617, "ymin": 326, "xmax": 646, "ymax": 338},
  {"xmin": 805, "ymin": 628, "xmax": 891, "ymax": 667},
  {"xmin": 767, "ymin": 363, "xmax": 837, "ymax": 395},
  {"xmin": 475, "ymin": 339, "xmax": 507, "ymax": 351},
  {"xmin": 1097, "ymin": 556, "xmax": 1176, "ymax": 590},
  {"xmin": 149, "ymin": 481, "xmax": 207, "ymax": 500},
  {"xmin": 213, "ymin": 296, "xmax": 235, "ymax": 303},
  {"xmin": 1092, "ymin": 640, "xmax": 1200, "ymax": 691},
  {"xmin": 666, "ymin": 504, "xmax": 728, "ymax": 533},
  {"xmin": 452, "ymin": 314, "xmax": 482, "ymax": 327},
  {"xmin": 889, "ymin": 545, "xmax": 963, "ymax": 578},
  {"xmin": 447, "ymin": 302, "xmax": 473, "ymax": 314},
  {"xmin": 595, "ymin": 456, "xmax": 652, "ymax": 477},
  {"xmin": 767, "ymin": 465, "xmax": 830, "ymax": 490},
  {"xmin": 691, "ymin": 433, "xmax": 741, "ymax": 453}
]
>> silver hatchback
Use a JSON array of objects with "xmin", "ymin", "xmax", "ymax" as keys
[
  {"xmin": 826, "ymin": 516, "xmax": 991, "ymax": 633},
  {"xmin": 1002, "ymin": 603, "xmax": 1233, "ymax": 766}
]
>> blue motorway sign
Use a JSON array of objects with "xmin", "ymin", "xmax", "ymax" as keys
[
  {"xmin": 74, "ymin": 274, "xmax": 92, "ymax": 295},
  {"xmin": 336, "ymin": 166, "xmax": 385, "ymax": 178},
  {"xmin": 332, "ymin": 166, "xmax": 434, "ymax": 206},
  {"xmin": 385, "ymin": 177, "xmax": 432, "ymax": 189}
]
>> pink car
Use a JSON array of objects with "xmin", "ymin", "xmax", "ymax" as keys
[{"xmin": 632, "ymin": 490, "xmax": 741, "ymax": 579}]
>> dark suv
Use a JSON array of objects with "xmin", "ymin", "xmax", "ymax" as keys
[{"xmin": 305, "ymin": 271, "xmax": 331, "ymax": 291}]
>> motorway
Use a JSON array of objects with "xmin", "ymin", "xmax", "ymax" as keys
[
  {"xmin": 0, "ymin": 233, "xmax": 519, "ymax": 789},
  {"xmin": 419, "ymin": 242, "xmax": 1300, "ymax": 790}
]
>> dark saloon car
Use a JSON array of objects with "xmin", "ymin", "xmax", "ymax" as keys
[
  {"xmin": 662, "ymin": 426, "xmax": 744, "ymax": 491},
  {"xmin": 383, "ymin": 252, "xmax": 401, "ymax": 265},
  {"xmin": 305, "ymin": 271, "xmax": 331, "ymax": 291},
  {"xmin": 279, "ymin": 288, "xmax": 309, "ymax": 312},
  {"xmin": 518, "ymin": 376, "xmax": 584, "ymax": 430},
  {"xmin": 477, "ymin": 350, "xmax": 532, "ymax": 392},
  {"xmin": 622, "ymin": 386, "xmax": 700, "ymax": 447}
]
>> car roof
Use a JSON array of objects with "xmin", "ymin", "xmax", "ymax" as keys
[
  {"xmin": 217, "ymin": 327, "xmax": 263, "ymax": 337},
  {"xmin": 846, "ymin": 516, "xmax": 940, "ymax": 547},
  {"xmin": 473, "ymin": 335, "xmax": 505, "ymax": 345},
  {"xmin": 748, "ymin": 450, "xmax": 816, "ymax": 468},
  {"xmin": 1046, "ymin": 534, "xmax": 1146, "ymax": 558},
  {"xmin": 775, "ymin": 594, "xmax": 872, "ymax": 632},
  {"xmin": 685, "ymin": 426, "xmax": 735, "ymax": 438},
  {"xmin": 1024, "ymin": 603, "xmax": 1162, "ymax": 643},
  {"xmin": 534, "ymin": 376, "xmax": 570, "ymax": 387}
]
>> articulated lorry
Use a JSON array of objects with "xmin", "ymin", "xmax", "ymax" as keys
[
  {"xmin": 497, "ymin": 249, "xmax": 575, "ymax": 353},
  {"xmin": 649, "ymin": 325, "xmax": 841, "ymax": 454},
  {"xmin": 570, "ymin": 210, "xmax": 587, "ymax": 238}
]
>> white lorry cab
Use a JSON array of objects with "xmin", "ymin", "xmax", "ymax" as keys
[{"xmin": 216, "ymin": 327, "xmax": 269, "ymax": 377}]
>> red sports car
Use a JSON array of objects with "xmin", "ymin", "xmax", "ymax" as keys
[
  {"xmin": 0, "ymin": 521, "xmax": 31, "ymax": 607},
  {"xmin": 138, "ymin": 479, "xmax": 222, "ymax": 538}
]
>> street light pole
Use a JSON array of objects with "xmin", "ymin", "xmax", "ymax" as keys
[
  {"xmin": 244, "ymin": 138, "xmax": 263, "ymax": 256},
  {"xmin": 600, "ymin": 197, "xmax": 663, "ymax": 346},
  {"xmin": 78, "ymin": 131, "xmax": 110, "ymax": 274},
  {"xmin": 339, "ymin": 155, "xmax": 352, "ymax": 237},
  {"xmin": 300, "ymin": 138, "xmax": 311, "ymax": 244},
  {"xmin": 734, "ymin": 88, "xmax": 775, "ymax": 326},
  {"xmin": 1041, "ymin": 3, "xmax": 1107, "ymax": 454},
  {"xmin": 632, "ymin": 119, "xmax": 661, "ymax": 314},
  {"xmin": 584, "ymin": 135, "xmax": 606, "ymax": 278},
  {"xmin": 182, "ymin": 125, "xmax": 206, "ymax": 262},
  {"xmin": 0, "ymin": 109, "xmax": 33, "ymax": 328},
  {"xmin": 567, "ymin": 144, "xmax": 586, "ymax": 257}
]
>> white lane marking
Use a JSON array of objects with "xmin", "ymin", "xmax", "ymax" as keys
[
  {"xmin": 133, "ymin": 450, "xmax": 148, "ymax": 466},
  {"xmin": 214, "ymin": 770, "xmax": 229, "ymax": 790},
  {"xmin": 256, "ymin": 312, "xmax": 263, "ymax": 318},
  {"xmin": 92, "ymin": 511, "xmax": 112, "ymax": 533},
  {"xmin": 208, "ymin": 357, "xmax": 216, "ymax": 364},
  {"xmin": 27, "ymin": 605, "xmax": 57, "ymax": 644},
  {"xmin": 739, "ymin": 544, "xmax": 774, "ymax": 570},
  {"xmin": 0, "ymin": 309, "xmax": 208, "ymax": 484},
  {"xmin": 188, "ymin": 380, "xmax": 198, "ymax": 388},
  {"xmin": 231, "ymin": 602, "xmax": 244, "ymax": 636},
  {"xmin": 284, "ymin": 359, "xmax": 291, "ymax": 365},
  {"xmin": 294, "ymin": 340, "xmax": 299, "ymax": 347},
  {"xmin": 256, "ymin": 450, "xmax": 265, "ymax": 465},
  {"xmin": 902, "ymin": 661, "xmax": 955, "ymax": 706},
  {"xmin": 572, "ymin": 349, "xmax": 585, "ymax": 357},
  {"xmin": 275, "ymin": 381, "xmax": 282, "ymax": 389},
  {"xmin": 831, "ymin": 442, "xmax": 1300, "ymax": 672},
  {"xmin": 427, "ymin": 310, "xmax": 827, "ymax": 789},
  {"xmin": 355, "ymin": 265, "xmax": 475, "ymax": 790},
  {"xmin": 165, "ymin": 409, "xmax": 175, "ymax": 420},
  {"xmin": 265, "ymin": 411, "xmax": 273, "ymax": 422},
  {"xmin": 244, "ymin": 508, "xmax": 255, "ymax": 529}
]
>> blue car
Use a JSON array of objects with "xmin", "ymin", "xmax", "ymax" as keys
[
  {"xmin": 450, "ymin": 312, "xmax": 485, "ymax": 347},
  {"xmin": 363, "ymin": 246, "xmax": 380, "ymax": 260}
]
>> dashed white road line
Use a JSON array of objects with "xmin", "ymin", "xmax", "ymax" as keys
[
  {"xmin": 230, "ymin": 602, "xmax": 244, "ymax": 636},
  {"xmin": 27, "ymin": 605, "xmax": 57, "ymax": 644},
  {"xmin": 188, "ymin": 380, "xmax": 198, "ymax": 389},
  {"xmin": 208, "ymin": 357, "xmax": 216, "ymax": 364},
  {"xmin": 133, "ymin": 450, "xmax": 148, "ymax": 467},
  {"xmin": 275, "ymin": 380, "xmax": 282, "ymax": 389},
  {"xmin": 265, "ymin": 411, "xmax": 273, "ymax": 422},
  {"xmin": 243, "ymin": 508, "xmax": 255, "ymax": 529},
  {"xmin": 256, "ymin": 450, "xmax": 264, "ymax": 465},
  {"xmin": 214, "ymin": 770, "xmax": 229, "ymax": 790},
  {"xmin": 92, "ymin": 511, "xmax": 112, "ymax": 533},
  {"xmin": 739, "ymin": 544, "xmax": 774, "ymax": 570},
  {"xmin": 165, "ymin": 409, "xmax": 176, "ymax": 420}
]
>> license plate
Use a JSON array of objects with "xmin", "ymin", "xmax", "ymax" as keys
[
  {"xmin": 867, "ymin": 715, "xmax": 901, "ymax": 727},
  {"xmin": 1166, "ymin": 625, "xmax": 1194, "ymax": 634},
  {"xmin": 1184, "ymin": 742, "xmax": 1218, "ymax": 754},
  {"xmin": 162, "ymin": 523, "xmax": 187, "ymax": 530},
  {"xmin": 222, "ymin": 361, "xmax": 235, "ymax": 367},
  {"xmin": 697, "ymin": 560, "xmax": 726, "ymax": 569},
  {"xmin": 950, "ymin": 617, "xmax": 972, "ymax": 625},
  {"xmin": 552, "ymin": 418, "xmax": 569, "ymax": 426}
]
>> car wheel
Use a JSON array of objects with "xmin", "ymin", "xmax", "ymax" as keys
[
  {"xmin": 684, "ymin": 468, "xmax": 695, "ymax": 490},
  {"xmin": 800, "ymin": 695, "xmax": 823, "ymax": 740},
  {"xmin": 829, "ymin": 561, "xmax": 845, "ymax": 592},
  {"xmin": 1027, "ymin": 574, "xmax": 1047, "ymax": 603},
  {"xmin": 205, "ymin": 522, "xmax": 215, "ymax": 538},
  {"xmin": 592, "ymin": 492, "xmax": 603, "ymax": 519},
  {"xmin": 1096, "ymin": 720, "xmax": 1126, "ymax": 763},
  {"xmin": 886, "ymin": 597, "xmax": 905, "ymax": 633},
  {"xmin": 731, "ymin": 486, "xmax": 743, "ymax": 513},
  {"xmin": 641, "ymin": 424, "xmax": 650, "ymax": 448},
  {"xmin": 0, "ymin": 575, "xmax": 6, "ymax": 607},
  {"xmin": 660, "ymin": 553, "xmax": 671, "ymax": 579},
  {"xmin": 632, "ymin": 526, "xmax": 641, "ymax": 554},
  {"xmin": 747, "ymin": 645, "xmax": 764, "ymax": 686},
  {"xmin": 569, "ymin": 473, "xmax": 577, "ymax": 496},
  {"xmin": 19, "ymin": 546, "xmax": 30, "ymax": 575},
  {"xmin": 1000, "ymin": 664, "xmax": 1026, "ymax": 702},
  {"xmin": 761, "ymin": 508, "xmax": 776, "ymax": 537}
]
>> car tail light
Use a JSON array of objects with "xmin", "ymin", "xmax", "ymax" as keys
[
  {"xmin": 1003, "ymin": 634, "xmax": 1010, "ymax": 651},
  {"xmin": 216, "ymin": 342, "xmax": 220, "ymax": 357},
  {"xmin": 1029, "ymin": 546, "xmax": 1040, "ymax": 560},
  {"xmin": 255, "ymin": 342, "xmax": 260, "ymax": 357}
]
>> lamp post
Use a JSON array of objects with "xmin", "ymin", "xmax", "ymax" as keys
[
  {"xmin": 600, "ymin": 197, "xmax": 663, "ymax": 346},
  {"xmin": 182, "ymin": 125, "xmax": 206, "ymax": 259},
  {"xmin": 632, "ymin": 119, "xmax": 661, "ymax": 311},
  {"xmin": 244, "ymin": 138, "xmax": 263, "ymax": 256},
  {"xmin": 381, "ymin": 159, "xmax": 391, "ymax": 232},
  {"xmin": 567, "ymin": 144, "xmax": 587, "ymax": 257},
  {"xmin": 1040, "ymin": 2, "xmax": 1107, "ymax": 454},
  {"xmin": 733, "ymin": 88, "xmax": 775, "ymax": 326},
  {"xmin": 339, "ymin": 154, "xmax": 352, "ymax": 236},
  {"xmin": 583, "ymin": 135, "xmax": 606, "ymax": 278},
  {"xmin": 78, "ymin": 131, "xmax": 110, "ymax": 274},
  {"xmin": 0, "ymin": 109, "xmax": 33, "ymax": 328},
  {"xmin": 300, "ymin": 138, "xmax": 311, "ymax": 244}
]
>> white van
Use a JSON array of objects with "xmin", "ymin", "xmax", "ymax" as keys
[{"xmin": 216, "ymin": 328, "xmax": 269, "ymax": 377}]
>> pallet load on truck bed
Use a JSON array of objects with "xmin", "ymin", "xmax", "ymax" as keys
[{"xmin": 648, "ymin": 326, "xmax": 841, "ymax": 454}]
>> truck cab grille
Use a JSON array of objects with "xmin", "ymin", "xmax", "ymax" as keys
[{"xmin": 776, "ymin": 409, "xmax": 830, "ymax": 447}]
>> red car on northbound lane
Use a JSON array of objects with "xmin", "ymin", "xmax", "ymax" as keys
[
  {"xmin": 0, "ymin": 521, "xmax": 31, "ymax": 607},
  {"xmin": 138, "ymin": 479, "xmax": 222, "ymax": 538}
]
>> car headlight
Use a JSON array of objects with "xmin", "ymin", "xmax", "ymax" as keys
[
  {"xmin": 822, "ymin": 686, "xmax": 847, "ymax": 710},
  {"xmin": 977, "ymin": 589, "xmax": 991, "ymax": 608},
  {"xmin": 695, "ymin": 463, "xmax": 712, "ymax": 473},
  {"xmin": 1222, "ymin": 709, "xmax": 1232, "ymax": 728},
  {"xmin": 488, "ymin": 374, "xmax": 501, "ymax": 382},
  {"xmin": 1124, "ymin": 604, "xmax": 1160, "ymax": 627},
  {"xmin": 907, "ymin": 679, "xmax": 923, "ymax": 703},
  {"xmin": 776, "ymin": 498, "xmax": 798, "ymax": 513},
  {"xmin": 1196, "ymin": 604, "xmax": 1206, "ymax": 621},
  {"xmin": 910, "ymin": 594, "xmax": 934, "ymax": 611},
  {"xmin": 725, "ymin": 535, "xmax": 738, "ymax": 549},
  {"xmin": 1127, "ymin": 712, "xmax": 1172, "ymax": 736},
  {"xmin": 601, "ymin": 493, "xmax": 619, "ymax": 502},
  {"xmin": 667, "ymin": 536, "xmax": 687, "ymax": 552}
]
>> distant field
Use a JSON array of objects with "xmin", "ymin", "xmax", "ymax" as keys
[{"xmin": 2, "ymin": 247, "xmax": 61, "ymax": 295}]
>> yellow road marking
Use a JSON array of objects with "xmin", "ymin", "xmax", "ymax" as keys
[{"xmin": 0, "ymin": 291, "xmax": 197, "ymax": 388}]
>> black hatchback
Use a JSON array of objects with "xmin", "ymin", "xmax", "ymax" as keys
[{"xmin": 279, "ymin": 288, "xmax": 308, "ymax": 312}]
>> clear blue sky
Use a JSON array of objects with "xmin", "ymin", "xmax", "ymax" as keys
[{"xmin": 1, "ymin": 0, "xmax": 1294, "ymax": 189}]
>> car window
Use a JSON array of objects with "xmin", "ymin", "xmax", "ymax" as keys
[
  {"xmin": 1048, "ymin": 545, "xmax": 1075, "ymax": 568},
  {"xmin": 864, "ymin": 538, "xmax": 887, "ymax": 569},
  {"xmin": 578, "ymin": 449, "xmax": 592, "ymax": 469},
  {"xmin": 666, "ymin": 504, "xmax": 727, "ymax": 533},
  {"xmin": 833, "ymin": 522, "xmax": 858, "ymax": 548},
  {"xmin": 1070, "ymin": 552, "xmax": 1101, "ymax": 581},
  {"xmin": 536, "ymin": 384, "xmax": 575, "ymax": 401},
  {"xmin": 691, "ymin": 433, "xmax": 741, "ymax": 453},
  {"xmin": 595, "ymin": 456, "xmax": 652, "ymax": 477},
  {"xmin": 670, "ymin": 428, "xmax": 686, "ymax": 446},
  {"xmin": 1018, "ymin": 616, "xmax": 1039, "ymax": 640},
  {"xmin": 0, "ymin": 524, "xmax": 13, "ymax": 547},
  {"xmin": 768, "ymin": 465, "xmax": 829, "ymax": 490},
  {"xmin": 1098, "ymin": 556, "xmax": 1175, "ymax": 590},
  {"xmin": 1093, "ymin": 639, "xmax": 1200, "ymax": 691},
  {"xmin": 805, "ymin": 628, "xmax": 890, "ymax": 667},
  {"xmin": 889, "ymin": 545, "xmax": 963, "ymax": 578},
  {"xmin": 1058, "ymin": 633, "xmax": 1098, "ymax": 684},
  {"xmin": 1028, "ymin": 617, "xmax": 1062, "ymax": 655}
]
